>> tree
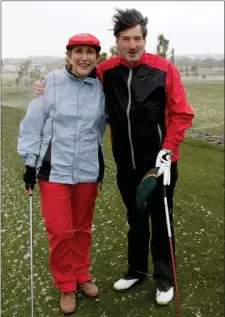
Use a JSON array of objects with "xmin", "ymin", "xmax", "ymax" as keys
[
  {"xmin": 191, "ymin": 65, "xmax": 198, "ymax": 81},
  {"xmin": 170, "ymin": 48, "xmax": 175, "ymax": 64},
  {"xmin": 98, "ymin": 52, "xmax": 108, "ymax": 64},
  {"xmin": 15, "ymin": 59, "xmax": 32, "ymax": 90},
  {"xmin": 201, "ymin": 57, "xmax": 215, "ymax": 71},
  {"xmin": 109, "ymin": 45, "xmax": 119, "ymax": 57},
  {"xmin": 22, "ymin": 59, "xmax": 32, "ymax": 74},
  {"xmin": 191, "ymin": 65, "xmax": 197, "ymax": 72},
  {"xmin": 156, "ymin": 34, "xmax": 176, "ymax": 63},
  {"xmin": 185, "ymin": 66, "xmax": 189, "ymax": 80},
  {"xmin": 29, "ymin": 66, "xmax": 41, "ymax": 83},
  {"xmin": 156, "ymin": 34, "xmax": 169, "ymax": 58}
]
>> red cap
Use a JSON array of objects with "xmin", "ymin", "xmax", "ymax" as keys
[{"xmin": 66, "ymin": 33, "xmax": 101, "ymax": 51}]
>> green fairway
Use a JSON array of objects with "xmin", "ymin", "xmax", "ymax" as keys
[
  {"xmin": 2, "ymin": 80, "xmax": 224, "ymax": 136},
  {"xmin": 1, "ymin": 106, "xmax": 224, "ymax": 317},
  {"xmin": 185, "ymin": 81, "xmax": 224, "ymax": 135},
  {"xmin": 2, "ymin": 87, "xmax": 33, "ymax": 109}
]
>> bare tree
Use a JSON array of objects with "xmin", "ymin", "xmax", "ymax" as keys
[
  {"xmin": 15, "ymin": 59, "xmax": 32, "ymax": 90},
  {"xmin": 22, "ymin": 59, "xmax": 32, "ymax": 73},
  {"xmin": 29, "ymin": 66, "xmax": 41, "ymax": 85},
  {"xmin": 202, "ymin": 74, "xmax": 206, "ymax": 80},
  {"xmin": 98, "ymin": 52, "xmax": 108, "ymax": 64},
  {"xmin": 185, "ymin": 66, "xmax": 189, "ymax": 80},
  {"xmin": 191, "ymin": 65, "xmax": 198, "ymax": 81},
  {"xmin": 109, "ymin": 46, "xmax": 119, "ymax": 57},
  {"xmin": 170, "ymin": 48, "xmax": 175, "ymax": 64}
]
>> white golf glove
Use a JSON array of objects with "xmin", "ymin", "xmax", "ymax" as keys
[{"xmin": 155, "ymin": 149, "xmax": 172, "ymax": 186}]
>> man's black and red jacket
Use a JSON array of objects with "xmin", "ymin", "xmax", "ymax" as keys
[{"xmin": 97, "ymin": 52, "xmax": 194, "ymax": 170}]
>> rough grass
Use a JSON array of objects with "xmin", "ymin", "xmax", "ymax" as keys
[
  {"xmin": 2, "ymin": 80, "xmax": 224, "ymax": 135},
  {"xmin": 2, "ymin": 88, "xmax": 33, "ymax": 108},
  {"xmin": 1, "ymin": 106, "xmax": 224, "ymax": 317},
  {"xmin": 185, "ymin": 81, "xmax": 224, "ymax": 135}
]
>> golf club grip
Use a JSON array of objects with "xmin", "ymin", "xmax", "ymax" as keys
[{"xmin": 163, "ymin": 185, "xmax": 167, "ymax": 198}]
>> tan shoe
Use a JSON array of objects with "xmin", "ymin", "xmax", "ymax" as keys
[
  {"xmin": 60, "ymin": 292, "xmax": 76, "ymax": 315},
  {"xmin": 79, "ymin": 280, "xmax": 99, "ymax": 297}
]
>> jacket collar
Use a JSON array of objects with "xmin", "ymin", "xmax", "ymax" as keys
[
  {"xmin": 120, "ymin": 51, "xmax": 148, "ymax": 68},
  {"xmin": 64, "ymin": 66, "xmax": 97, "ymax": 84}
]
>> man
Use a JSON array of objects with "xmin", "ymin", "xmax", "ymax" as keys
[{"xmin": 34, "ymin": 8, "xmax": 194, "ymax": 305}]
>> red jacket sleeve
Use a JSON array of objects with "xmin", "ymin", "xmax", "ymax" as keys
[
  {"xmin": 163, "ymin": 63, "xmax": 195, "ymax": 151},
  {"xmin": 96, "ymin": 64, "xmax": 103, "ymax": 83}
]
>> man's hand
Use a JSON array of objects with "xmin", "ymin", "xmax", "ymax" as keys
[
  {"xmin": 34, "ymin": 77, "xmax": 45, "ymax": 97},
  {"xmin": 155, "ymin": 149, "xmax": 172, "ymax": 186},
  {"xmin": 23, "ymin": 166, "xmax": 36, "ymax": 191}
]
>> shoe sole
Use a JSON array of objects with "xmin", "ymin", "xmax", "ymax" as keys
[
  {"xmin": 156, "ymin": 300, "xmax": 172, "ymax": 306},
  {"xmin": 60, "ymin": 308, "xmax": 76, "ymax": 315},
  {"xmin": 113, "ymin": 274, "xmax": 149, "ymax": 292},
  {"xmin": 60, "ymin": 302, "xmax": 76, "ymax": 315}
]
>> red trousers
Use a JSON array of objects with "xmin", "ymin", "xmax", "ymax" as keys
[{"xmin": 38, "ymin": 180, "xmax": 98, "ymax": 292}]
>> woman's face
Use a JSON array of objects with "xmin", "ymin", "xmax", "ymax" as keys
[{"xmin": 68, "ymin": 45, "xmax": 99, "ymax": 79}]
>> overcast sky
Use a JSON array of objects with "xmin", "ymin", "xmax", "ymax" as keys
[{"xmin": 2, "ymin": 1, "xmax": 224, "ymax": 58}]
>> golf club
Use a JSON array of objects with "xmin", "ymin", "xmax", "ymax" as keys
[
  {"xmin": 28, "ymin": 187, "xmax": 34, "ymax": 317},
  {"xmin": 157, "ymin": 127, "xmax": 182, "ymax": 316},
  {"xmin": 163, "ymin": 186, "xmax": 181, "ymax": 317},
  {"xmin": 137, "ymin": 166, "xmax": 182, "ymax": 316}
]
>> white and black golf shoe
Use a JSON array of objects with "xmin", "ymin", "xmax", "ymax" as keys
[
  {"xmin": 155, "ymin": 278, "xmax": 174, "ymax": 305},
  {"xmin": 113, "ymin": 272, "xmax": 149, "ymax": 291}
]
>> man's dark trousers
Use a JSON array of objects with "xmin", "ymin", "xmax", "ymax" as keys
[{"xmin": 116, "ymin": 161, "xmax": 178, "ymax": 284}]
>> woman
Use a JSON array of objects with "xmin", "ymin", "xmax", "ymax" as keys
[{"xmin": 18, "ymin": 33, "xmax": 106, "ymax": 315}]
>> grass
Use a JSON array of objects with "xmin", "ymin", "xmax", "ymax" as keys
[
  {"xmin": 1, "ymin": 106, "xmax": 224, "ymax": 317},
  {"xmin": 185, "ymin": 81, "xmax": 224, "ymax": 135},
  {"xmin": 2, "ymin": 80, "xmax": 224, "ymax": 135},
  {"xmin": 2, "ymin": 87, "xmax": 33, "ymax": 108}
]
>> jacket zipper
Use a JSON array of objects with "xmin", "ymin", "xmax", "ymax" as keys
[
  {"xmin": 157, "ymin": 124, "xmax": 163, "ymax": 147},
  {"xmin": 127, "ymin": 68, "xmax": 136, "ymax": 169}
]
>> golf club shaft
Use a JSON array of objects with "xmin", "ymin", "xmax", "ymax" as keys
[
  {"xmin": 163, "ymin": 186, "xmax": 181, "ymax": 317},
  {"xmin": 29, "ymin": 190, "xmax": 34, "ymax": 317}
]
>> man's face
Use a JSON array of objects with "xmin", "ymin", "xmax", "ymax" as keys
[{"xmin": 116, "ymin": 25, "xmax": 146, "ymax": 64}]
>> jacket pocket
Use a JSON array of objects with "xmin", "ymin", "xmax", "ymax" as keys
[
  {"xmin": 97, "ymin": 142, "xmax": 105, "ymax": 182},
  {"xmin": 37, "ymin": 140, "xmax": 52, "ymax": 179}
]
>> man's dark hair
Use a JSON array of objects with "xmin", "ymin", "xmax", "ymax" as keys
[{"xmin": 112, "ymin": 8, "xmax": 148, "ymax": 38}]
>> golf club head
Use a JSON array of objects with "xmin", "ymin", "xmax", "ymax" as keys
[{"xmin": 136, "ymin": 167, "xmax": 160, "ymax": 210}]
